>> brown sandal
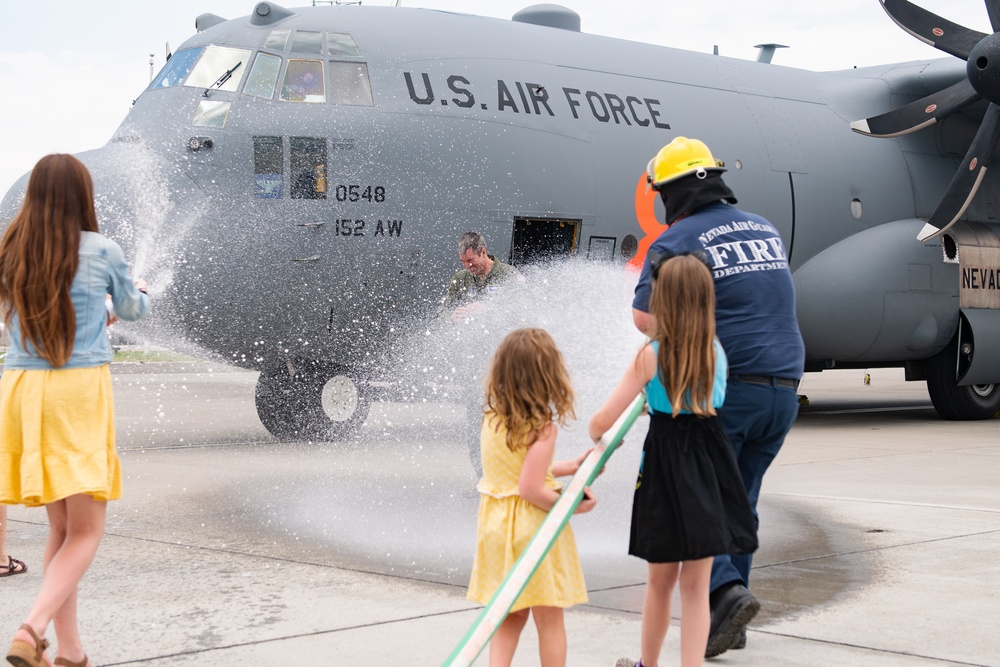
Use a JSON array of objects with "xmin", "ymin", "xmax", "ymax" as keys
[
  {"xmin": 0, "ymin": 555, "xmax": 27, "ymax": 577},
  {"xmin": 54, "ymin": 656, "xmax": 89, "ymax": 667},
  {"xmin": 6, "ymin": 623, "xmax": 49, "ymax": 667}
]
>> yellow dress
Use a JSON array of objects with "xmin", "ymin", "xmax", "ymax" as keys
[
  {"xmin": 0, "ymin": 365, "xmax": 120, "ymax": 507},
  {"xmin": 467, "ymin": 414, "xmax": 588, "ymax": 612}
]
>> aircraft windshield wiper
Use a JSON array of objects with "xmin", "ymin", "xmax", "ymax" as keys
[{"xmin": 204, "ymin": 61, "xmax": 242, "ymax": 96}]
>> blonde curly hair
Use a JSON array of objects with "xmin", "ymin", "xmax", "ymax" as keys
[{"xmin": 484, "ymin": 328, "xmax": 576, "ymax": 450}]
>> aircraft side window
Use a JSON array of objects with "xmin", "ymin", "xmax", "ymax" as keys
[
  {"xmin": 281, "ymin": 60, "xmax": 326, "ymax": 103},
  {"xmin": 245, "ymin": 53, "xmax": 282, "ymax": 99},
  {"xmin": 264, "ymin": 29, "xmax": 290, "ymax": 51},
  {"xmin": 290, "ymin": 137, "xmax": 327, "ymax": 200},
  {"xmin": 327, "ymin": 32, "xmax": 362, "ymax": 57},
  {"xmin": 328, "ymin": 62, "xmax": 374, "ymax": 106},
  {"xmin": 148, "ymin": 47, "xmax": 203, "ymax": 89},
  {"xmin": 254, "ymin": 136, "xmax": 284, "ymax": 199},
  {"xmin": 184, "ymin": 45, "xmax": 252, "ymax": 92},
  {"xmin": 291, "ymin": 30, "xmax": 323, "ymax": 55}
]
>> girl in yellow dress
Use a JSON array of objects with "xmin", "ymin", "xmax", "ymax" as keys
[
  {"xmin": 0, "ymin": 154, "xmax": 150, "ymax": 667},
  {"xmin": 467, "ymin": 328, "xmax": 595, "ymax": 667}
]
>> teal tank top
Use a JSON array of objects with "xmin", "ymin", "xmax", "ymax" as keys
[{"xmin": 645, "ymin": 339, "xmax": 727, "ymax": 415}]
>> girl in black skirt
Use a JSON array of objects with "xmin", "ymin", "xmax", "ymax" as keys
[{"xmin": 589, "ymin": 253, "xmax": 756, "ymax": 667}]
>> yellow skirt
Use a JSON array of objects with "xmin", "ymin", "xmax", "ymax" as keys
[
  {"xmin": 467, "ymin": 493, "xmax": 588, "ymax": 612},
  {"xmin": 0, "ymin": 365, "xmax": 120, "ymax": 507}
]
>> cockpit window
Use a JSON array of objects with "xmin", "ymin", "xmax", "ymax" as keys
[
  {"xmin": 244, "ymin": 53, "xmax": 281, "ymax": 99},
  {"xmin": 264, "ymin": 29, "xmax": 290, "ymax": 51},
  {"xmin": 329, "ymin": 62, "xmax": 373, "ymax": 106},
  {"xmin": 290, "ymin": 30, "xmax": 323, "ymax": 55},
  {"xmin": 184, "ymin": 45, "xmax": 251, "ymax": 92},
  {"xmin": 280, "ymin": 60, "xmax": 325, "ymax": 103},
  {"xmin": 184, "ymin": 44, "xmax": 250, "ymax": 90},
  {"xmin": 149, "ymin": 47, "xmax": 202, "ymax": 89},
  {"xmin": 327, "ymin": 32, "xmax": 361, "ymax": 57}
]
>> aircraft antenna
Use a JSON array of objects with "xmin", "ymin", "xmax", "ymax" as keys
[
  {"xmin": 754, "ymin": 43, "xmax": 788, "ymax": 64},
  {"xmin": 149, "ymin": 53, "xmax": 155, "ymax": 82}
]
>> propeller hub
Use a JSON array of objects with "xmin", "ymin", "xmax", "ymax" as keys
[{"xmin": 967, "ymin": 33, "xmax": 1000, "ymax": 105}]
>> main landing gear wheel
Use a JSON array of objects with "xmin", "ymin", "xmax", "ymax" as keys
[
  {"xmin": 925, "ymin": 334, "xmax": 1000, "ymax": 420},
  {"xmin": 255, "ymin": 361, "xmax": 371, "ymax": 440}
]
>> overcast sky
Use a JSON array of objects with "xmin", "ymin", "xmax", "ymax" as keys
[{"xmin": 0, "ymin": 0, "xmax": 987, "ymax": 196}]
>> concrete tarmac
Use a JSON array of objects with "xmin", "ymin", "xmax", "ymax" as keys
[{"xmin": 1, "ymin": 362, "xmax": 998, "ymax": 666}]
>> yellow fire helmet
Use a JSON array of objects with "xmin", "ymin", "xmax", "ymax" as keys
[{"xmin": 646, "ymin": 136, "xmax": 726, "ymax": 190}]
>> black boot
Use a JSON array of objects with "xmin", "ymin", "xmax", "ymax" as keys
[{"xmin": 705, "ymin": 583, "xmax": 759, "ymax": 658}]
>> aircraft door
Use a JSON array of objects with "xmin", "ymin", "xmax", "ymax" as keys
[{"xmin": 509, "ymin": 217, "xmax": 580, "ymax": 265}]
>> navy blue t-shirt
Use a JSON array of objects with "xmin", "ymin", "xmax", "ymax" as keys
[{"xmin": 633, "ymin": 202, "xmax": 804, "ymax": 379}]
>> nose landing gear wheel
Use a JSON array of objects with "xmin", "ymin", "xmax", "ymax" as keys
[
  {"xmin": 255, "ymin": 361, "xmax": 372, "ymax": 440},
  {"xmin": 321, "ymin": 375, "xmax": 361, "ymax": 423}
]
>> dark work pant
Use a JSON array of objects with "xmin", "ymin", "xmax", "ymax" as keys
[{"xmin": 709, "ymin": 379, "xmax": 799, "ymax": 594}]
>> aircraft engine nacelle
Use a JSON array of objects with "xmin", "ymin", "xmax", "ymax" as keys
[
  {"xmin": 796, "ymin": 217, "xmax": 1000, "ymax": 419},
  {"xmin": 794, "ymin": 219, "xmax": 958, "ymax": 366}
]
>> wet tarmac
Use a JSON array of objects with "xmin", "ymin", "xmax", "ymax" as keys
[{"xmin": 1, "ymin": 362, "xmax": 998, "ymax": 665}]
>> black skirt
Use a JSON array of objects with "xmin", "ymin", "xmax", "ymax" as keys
[{"xmin": 629, "ymin": 413, "xmax": 758, "ymax": 563}]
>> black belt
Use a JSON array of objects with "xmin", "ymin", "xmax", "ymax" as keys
[{"xmin": 729, "ymin": 374, "xmax": 799, "ymax": 390}]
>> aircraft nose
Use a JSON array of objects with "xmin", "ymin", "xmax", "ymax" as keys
[
  {"xmin": 1, "ymin": 143, "xmax": 197, "ymax": 222},
  {"xmin": 1, "ymin": 142, "xmax": 200, "ymax": 290}
]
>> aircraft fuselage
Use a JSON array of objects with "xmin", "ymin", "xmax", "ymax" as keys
[{"xmin": 3, "ymin": 3, "xmax": 998, "ymax": 428}]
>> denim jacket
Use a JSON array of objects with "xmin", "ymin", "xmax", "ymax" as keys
[{"xmin": 4, "ymin": 231, "xmax": 150, "ymax": 370}]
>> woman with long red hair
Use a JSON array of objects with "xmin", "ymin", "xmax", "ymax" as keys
[{"xmin": 0, "ymin": 154, "xmax": 150, "ymax": 667}]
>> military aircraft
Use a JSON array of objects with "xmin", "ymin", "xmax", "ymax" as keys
[{"xmin": 1, "ymin": 0, "xmax": 999, "ymax": 442}]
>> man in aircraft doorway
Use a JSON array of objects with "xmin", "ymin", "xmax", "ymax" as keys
[
  {"xmin": 439, "ymin": 231, "xmax": 522, "ymax": 320},
  {"xmin": 631, "ymin": 137, "xmax": 805, "ymax": 659}
]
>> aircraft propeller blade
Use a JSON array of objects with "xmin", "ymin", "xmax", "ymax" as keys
[
  {"xmin": 851, "ymin": 78, "xmax": 981, "ymax": 137},
  {"xmin": 879, "ymin": 0, "xmax": 987, "ymax": 59},
  {"xmin": 918, "ymin": 102, "xmax": 1000, "ymax": 241},
  {"xmin": 864, "ymin": 1, "xmax": 1000, "ymax": 240},
  {"xmin": 986, "ymin": 0, "xmax": 1000, "ymax": 32}
]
